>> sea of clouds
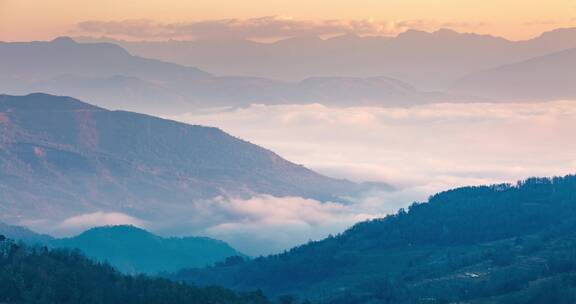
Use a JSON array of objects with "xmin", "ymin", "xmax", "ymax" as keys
[{"xmin": 45, "ymin": 100, "xmax": 576, "ymax": 255}]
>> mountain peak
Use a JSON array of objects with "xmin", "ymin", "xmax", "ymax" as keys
[
  {"xmin": 0, "ymin": 93, "xmax": 103, "ymax": 111},
  {"xmin": 51, "ymin": 36, "xmax": 77, "ymax": 44},
  {"xmin": 81, "ymin": 225, "xmax": 149, "ymax": 236},
  {"xmin": 434, "ymin": 28, "xmax": 459, "ymax": 35},
  {"xmin": 395, "ymin": 29, "xmax": 433, "ymax": 41},
  {"xmin": 68, "ymin": 225, "xmax": 158, "ymax": 244}
]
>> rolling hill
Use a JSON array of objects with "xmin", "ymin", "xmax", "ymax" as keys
[
  {"xmin": 0, "ymin": 221, "xmax": 244, "ymax": 275},
  {"xmin": 51, "ymin": 225, "xmax": 243, "ymax": 274}
]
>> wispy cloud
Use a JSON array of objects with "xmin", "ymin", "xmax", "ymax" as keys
[{"xmin": 73, "ymin": 16, "xmax": 484, "ymax": 41}]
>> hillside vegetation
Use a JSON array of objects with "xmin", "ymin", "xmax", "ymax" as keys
[
  {"xmin": 0, "ymin": 236, "xmax": 269, "ymax": 304},
  {"xmin": 175, "ymin": 175, "xmax": 576, "ymax": 303}
]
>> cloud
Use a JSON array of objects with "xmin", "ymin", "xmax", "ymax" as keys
[
  {"xmin": 58, "ymin": 212, "xmax": 146, "ymax": 233},
  {"xmin": 168, "ymin": 100, "xmax": 576, "ymax": 192},
  {"xmin": 37, "ymin": 194, "xmax": 403, "ymax": 256},
  {"xmin": 73, "ymin": 16, "xmax": 483, "ymax": 41},
  {"xmin": 186, "ymin": 194, "xmax": 403, "ymax": 256}
]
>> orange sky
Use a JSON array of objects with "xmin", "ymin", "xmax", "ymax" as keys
[{"xmin": 1, "ymin": 0, "xmax": 575, "ymax": 41}]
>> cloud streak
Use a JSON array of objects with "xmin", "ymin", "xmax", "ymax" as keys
[{"xmin": 73, "ymin": 16, "xmax": 483, "ymax": 41}]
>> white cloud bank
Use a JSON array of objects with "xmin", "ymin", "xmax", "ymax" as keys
[
  {"xmin": 159, "ymin": 100, "xmax": 576, "ymax": 254},
  {"xmin": 191, "ymin": 195, "xmax": 383, "ymax": 255},
  {"xmin": 170, "ymin": 100, "xmax": 576, "ymax": 196}
]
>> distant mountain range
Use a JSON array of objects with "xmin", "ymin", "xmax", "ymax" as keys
[
  {"xmin": 0, "ymin": 37, "xmax": 476, "ymax": 114},
  {"xmin": 77, "ymin": 28, "xmax": 576, "ymax": 91},
  {"xmin": 451, "ymin": 48, "xmax": 576, "ymax": 101},
  {"xmin": 0, "ymin": 93, "xmax": 377, "ymax": 229},
  {"xmin": 174, "ymin": 174, "xmax": 576, "ymax": 303},
  {"xmin": 3, "ymin": 29, "xmax": 575, "ymax": 115}
]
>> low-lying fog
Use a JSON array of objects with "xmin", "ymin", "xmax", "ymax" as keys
[{"xmin": 158, "ymin": 100, "xmax": 576, "ymax": 254}]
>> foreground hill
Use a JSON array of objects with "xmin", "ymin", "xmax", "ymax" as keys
[
  {"xmin": 175, "ymin": 175, "xmax": 576, "ymax": 303},
  {"xmin": 452, "ymin": 48, "xmax": 576, "ymax": 100},
  {"xmin": 0, "ymin": 93, "xmax": 369, "ymax": 227},
  {"xmin": 52, "ymin": 225, "xmax": 242, "ymax": 274},
  {"xmin": 0, "ymin": 236, "xmax": 269, "ymax": 304}
]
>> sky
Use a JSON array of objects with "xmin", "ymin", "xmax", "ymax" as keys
[{"xmin": 1, "ymin": 0, "xmax": 575, "ymax": 41}]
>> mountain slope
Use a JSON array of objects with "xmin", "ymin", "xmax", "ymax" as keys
[
  {"xmin": 0, "ymin": 236, "xmax": 270, "ymax": 304},
  {"xmin": 51, "ymin": 225, "xmax": 243, "ymax": 274},
  {"xmin": 174, "ymin": 175, "xmax": 576, "ymax": 303},
  {"xmin": 0, "ymin": 93, "xmax": 369, "ymax": 228},
  {"xmin": 451, "ymin": 48, "xmax": 576, "ymax": 100}
]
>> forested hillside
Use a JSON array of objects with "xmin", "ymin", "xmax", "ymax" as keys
[
  {"xmin": 0, "ymin": 236, "xmax": 268, "ymax": 304},
  {"xmin": 175, "ymin": 175, "xmax": 576, "ymax": 303}
]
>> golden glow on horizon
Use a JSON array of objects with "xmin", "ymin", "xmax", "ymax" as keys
[{"xmin": 1, "ymin": 0, "xmax": 575, "ymax": 41}]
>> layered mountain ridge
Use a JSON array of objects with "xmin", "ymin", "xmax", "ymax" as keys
[
  {"xmin": 0, "ymin": 38, "xmax": 473, "ymax": 114},
  {"xmin": 76, "ymin": 27, "xmax": 576, "ymax": 90}
]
